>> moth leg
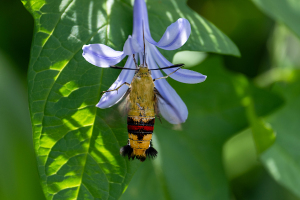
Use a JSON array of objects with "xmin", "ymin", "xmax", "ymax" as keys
[
  {"xmin": 153, "ymin": 66, "xmax": 183, "ymax": 82},
  {"xmin": 101, "ymin": 82, "xmax": 131, "ymax": 95}
]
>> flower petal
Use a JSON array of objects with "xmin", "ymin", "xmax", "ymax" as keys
[
  {"xmin": 149, "ymin": 45, "xmax": 207, "ymax": 83},
  {"xmin": 82, "ymin": 44, "xmax": 125, "ymax": 68},
  {"xmin": 123, "ymin": 35, "xmax": 143, "ymax": 55},
  {"xmin": 132, "ymin": 0, "xmax": 151, "ymax": 47},
  {"xmin": 133, "ymin": 0, "xmax": 191, "ymax": 51},
  {"xmin": 147, "ymin": 52, "xmax": 188, "ymax": 124},
  {"xmin": 151, "ymin": 18, "xmax": 191, "ymax": 50},
  {"xmin": 96, "ymin": 55, "xmax": 136, "ymax": 108}
]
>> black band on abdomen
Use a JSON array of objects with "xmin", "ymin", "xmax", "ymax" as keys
[{"xmin": 127, "ymin": 117, "xmax": 155, "ymax": 126}]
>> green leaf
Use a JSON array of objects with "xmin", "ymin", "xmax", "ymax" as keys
[
  {"xmin": 243, "ymin": 96, "xmax": 276, "ymax": 155},
  {"xmin": 22, "ymin": 0, "xmax": 240, "ymax": 199},
  {"xmin": 252, "ymin": 0, "xmax": 300, "ymax": 39},
  {"xmin": 121, "ymin": 56, "xmax": 283, "ymax": 200},
  {"xmin": 251, "ymin": 118, "xmax": 276, "ymax": 155},
  {"xmin": 223, "ymin": 129, "xmax": 259, "ymax": 180},
  {"xmin": 261, "ymin": 71, "xmax": 300, "ymax": 198}
]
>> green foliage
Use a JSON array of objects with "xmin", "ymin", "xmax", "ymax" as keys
[
  {"xmin": 21, "ymin": 0, "xmax": 240, "ymax": 199},
  {"xmin": 261, "ymin": 71, "xmax": 300, "ymax": 197},
  {"xmin": 251, "ymin": 1, "xmax": 300, "ymax": 198},
  {"xmin": 252, "ymin": 0, "xmax": 300, "ymax": 39}
]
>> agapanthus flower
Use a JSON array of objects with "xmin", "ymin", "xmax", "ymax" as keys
[{"xmin": 82, "ymin": 0, "xmax": 206, "ymax": 124}]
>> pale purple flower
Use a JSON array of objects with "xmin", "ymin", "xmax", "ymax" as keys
[{"xmin": 82, "ymin": 0, "xmax": 206, "ymax": 124}]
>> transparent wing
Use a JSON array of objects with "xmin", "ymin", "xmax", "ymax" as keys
[{"xmin": 117, "ymin": 88, "xmax": 131, "ymax": 117}]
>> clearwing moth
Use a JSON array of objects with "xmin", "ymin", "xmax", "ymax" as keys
[{"xmin": 102, "ymin": 53, "xmax": 184, "ymax": 162}]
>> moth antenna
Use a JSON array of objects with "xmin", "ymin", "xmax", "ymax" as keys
[
  {"xmin": 110, "ymin": 65, "xmax": 137, "ymax": 70},
  {"xmin": 150, "ymin": 64, "xmax": 184, "ymax": 70}
]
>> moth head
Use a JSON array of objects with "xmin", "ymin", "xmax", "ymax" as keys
[{"xmin": 138, "ymin": 64, "xmax": 150, "ymax": 74}]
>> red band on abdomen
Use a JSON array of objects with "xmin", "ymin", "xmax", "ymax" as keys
[{"xmin": 128, "ymin": 125, "xmax": 154, "ymax": 132}]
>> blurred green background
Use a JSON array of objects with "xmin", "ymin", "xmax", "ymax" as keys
[{"xmin": 1, "ymin": 0, "xmax": 299, "ymax": 199}]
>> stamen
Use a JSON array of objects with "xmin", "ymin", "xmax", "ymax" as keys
[
  {"xmin": 133, "ymin": 54, "xmax": 138, "ymax": 68},
  {"xmin": 142, "ymin": 21, "xmax": 147, "ymax": 66}
]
